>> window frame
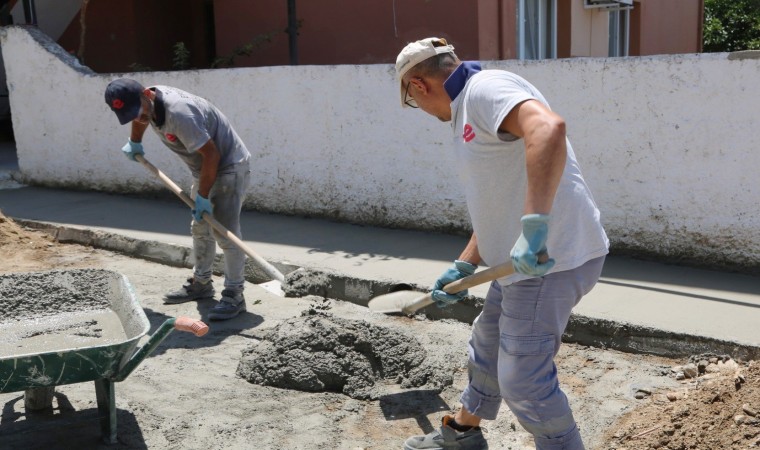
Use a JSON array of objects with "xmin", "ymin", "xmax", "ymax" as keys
[
  {"xmin": 518, "ymin": 0, "xmax": 558, "ymax": 60},
  {"xmin": 608, "ymin": 7, "xmax": 630, "ymax": 57}
]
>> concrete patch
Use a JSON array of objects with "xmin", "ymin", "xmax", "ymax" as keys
[
  {"xmin": 236, "ymin": 308, "xmax": 457, "ymax": 400},
  {"xmin": 0, "ymin": 269, "xmax": 128, "ymax": 355},
  {"xmin": 282, "ymin": 268, "xmax": 332, "ymax": 298},
  {"xmin": 0, "ymin": 269, "xmax": 112, "ymax": 320},
  {"xmin": 12, "ymin": 218, "xmax": 760, "ymax": 362}
]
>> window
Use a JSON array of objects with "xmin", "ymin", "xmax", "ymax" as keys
[
  {"xmin": 608, "ymin": 8, "xmax": 630, "ymax": 57},
  {"xmin": 518, "ymin": 0, "xmax": 557, "ymax": 60}
]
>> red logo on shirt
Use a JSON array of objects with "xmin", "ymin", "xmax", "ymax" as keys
[
  {"xmin": 112, "ymin": 99, "xmax": 124, "ymax": 109},
  {"xmin": 165, "ymin": 134, "xmax": 177, "ymax": 142},
  {"xmin": 463, "ymin": 124, "xmax": 475, "ymax": 143}
]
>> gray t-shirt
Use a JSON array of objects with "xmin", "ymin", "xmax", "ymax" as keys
[
  {"xmin": 450, "ymin": 70, "xmax": 609, "ymax": 285},
  {"xmin": 149, "ymin": 85, "xmax": 250, "ymax": 177}
]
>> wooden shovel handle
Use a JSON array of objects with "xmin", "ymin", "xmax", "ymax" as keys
[
  {"xmin": 135, "ymin": 154, "xmax": 285, "ymax": 283},
  {"xmin": 442, "ymin": 261, "xmax": 516, "ymax": 294},
  {"xmin": 402, "ymin": 261, "xmax": 516, "ymax": 314}
]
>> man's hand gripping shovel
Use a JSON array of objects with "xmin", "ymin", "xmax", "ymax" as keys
[{"xmin": 368, "ymin": 253, "xmax": 550, "ymax": 315}]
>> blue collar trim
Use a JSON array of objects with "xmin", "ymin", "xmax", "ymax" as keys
[{"xmin": 444, "ymin": 61, "xmax": 482, "ymax": 101}]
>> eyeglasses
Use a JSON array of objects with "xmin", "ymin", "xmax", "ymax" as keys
[{"xmin": 404, "ymin": 79, "xmax": 419, "ymax": 108}]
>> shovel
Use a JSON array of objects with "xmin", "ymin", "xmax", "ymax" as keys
[
  {"xmin": 368, "ymin": 260, "xmax": 516, "ymax": 314},
  {"xmin": 134, "ymin": 154, "xmax": 285, "ymax": 296}
]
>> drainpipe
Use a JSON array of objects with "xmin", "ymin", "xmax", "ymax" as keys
[
  {"xmin": 287, "ymin": 0, "xmax": 298, "ymax": 65},
  {"xmin": 22, "ymin": 0, "xmax": 36, "ymax": 25},
  {"xmin": 697, "ymin": 0, "xmax": 704, "ymax": 53}
]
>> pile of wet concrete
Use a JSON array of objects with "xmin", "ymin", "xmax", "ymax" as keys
[
  {"xmin": 0, "ymin": 269, "xmax": 133, "ymax": 355},
  {"xmin": 0, "ymin": 269, "xmax": 112, "ymax": 320},
  {"xmin": 237, "ymin": 308, "xmax": 457, "ymax": 400}
]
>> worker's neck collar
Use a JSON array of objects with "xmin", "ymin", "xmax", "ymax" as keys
[
  {"xmin": 150, "ymin": 87, "xmax": 166, "ymax": 127},
  {"xmin": 444, "ymin": 61, "xmax": 482, "ymax": 101}
]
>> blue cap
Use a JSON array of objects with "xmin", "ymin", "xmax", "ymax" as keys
[{"xmin": 104, "ymin": 78, "xmax": 144, "ymax": 125}]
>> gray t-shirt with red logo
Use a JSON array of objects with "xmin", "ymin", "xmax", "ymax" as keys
[{"xmin": 148, "ymin": 85, "xmax": 249, "ymax": 177}]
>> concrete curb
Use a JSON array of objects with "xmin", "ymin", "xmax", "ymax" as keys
[{"xmin": 17, "ymin": 218, "xmax": 760, "ymax": 362}]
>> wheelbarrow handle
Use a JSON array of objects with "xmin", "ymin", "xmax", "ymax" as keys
[
  {"xmin": 174, "ymin": 316, "xmax": 209, "ymax": 337},
  {"xmin": 113, "ymin": 316, "xmax": 208, "ymax": 382}
]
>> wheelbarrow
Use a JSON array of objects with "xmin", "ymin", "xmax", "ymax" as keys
[{"xmin": 0, "ymin": 268, "xmax": 209, "ymax": 444}]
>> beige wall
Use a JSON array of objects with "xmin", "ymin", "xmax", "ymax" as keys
[
  {"xmin": 571, "ymin": 1, "xmax": 611, "ymax": 57},
  {"xmin": 569, "ymin": 0, "xmax": 702, "ymax": 58},
  {"xmin": 212, "ymin": 0, "xmax": 482, "ymax": 66},
  {"xmin": 30, "ymin": 0, "xmax": 702, "ymax": 72},
  {"xmin": 635, "ymin": 0, "xmax": 703, "ymax": 55}
]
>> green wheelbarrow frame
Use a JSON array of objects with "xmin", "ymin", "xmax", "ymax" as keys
[{"xmin": 0, "ymin": 270, "xmax": 208, "ymax": 444}]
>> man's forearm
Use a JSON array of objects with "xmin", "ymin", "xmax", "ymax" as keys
[
  {"xmin": 524, "ymin": 121, "xmax": 566, "ymax": 215},
  {"xmin": 197, "ymin": 140, "xmax": 221, "ymax": 198},
  {"xmin": 130, "ymin": 121, "xmax": 149, "ymax": 143},
  {"xmin": 458, "ymin": 233, "xmax": 482, "ymax": 266}
]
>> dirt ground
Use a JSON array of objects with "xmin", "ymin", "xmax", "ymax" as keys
[{"xmin": 1, "ymin": 211, "xmax": 759, "ymax": 450}]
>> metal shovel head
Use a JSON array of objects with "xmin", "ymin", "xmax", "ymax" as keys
[
  {"xmin": 258, "ymin": 279, "xmax": 284, "ymax": 297},
  {"xmin": 368, "ymin": 290, "xmax": 429, "ymax": 314}
]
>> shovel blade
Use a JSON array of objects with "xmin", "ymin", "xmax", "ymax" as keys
[
  {"xmin": 368, "ymin": 290, "xmax": 432, "ymax": 314},
  {"xmin": 258, "ymin": 279, "xmax": 284, "ymax": 297}
]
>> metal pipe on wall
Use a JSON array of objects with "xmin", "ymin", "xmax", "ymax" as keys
[
  {"xmin": 287, "ymin": 0, "xmax": 298, "ymax": 65},
  {"xmin": 22, "ymin": 0, "xmax": 36, "ymax": 25}
]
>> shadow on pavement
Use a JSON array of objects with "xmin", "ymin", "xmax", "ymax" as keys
[{"xmin": 0, "ymin": 391, "xmax": 146, "ymax": 449}]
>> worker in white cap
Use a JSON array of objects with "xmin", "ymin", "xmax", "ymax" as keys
[{"xmin": 395, "ymin": 37, "xmax": 609, "ymax": 450}]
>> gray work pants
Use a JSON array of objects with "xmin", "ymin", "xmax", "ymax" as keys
[
  {"xmin": 190, "ymin": 162, "xmax": 251, "ymax": 293},
  {"xmin": 460, "ymin": 256, "xmax": 605, "ymax": 450}
]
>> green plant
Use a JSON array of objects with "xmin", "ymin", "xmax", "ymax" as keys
[
  {"xmin": 128, "ymin": 62, "xmax": 153, "ymax": 72},
  {"xmin": 211, "ymin": 31, "xmax": 279, "ymax": 68},
  {"xmin": 172, "ymin": 41, "xmax": 191, "ymax": 70},
  {"xmin": 704, "ymin": 0, "xmax": 760, "ymax": 52}
]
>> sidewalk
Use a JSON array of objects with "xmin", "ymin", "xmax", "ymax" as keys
[{"xmin": 1, "ymin": 185, "xmax": 759, "ymax": 360}]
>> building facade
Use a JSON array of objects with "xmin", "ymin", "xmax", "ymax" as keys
[{"xmin": 6, "ymin": 0, "xmax": 704, "ymax": 72}]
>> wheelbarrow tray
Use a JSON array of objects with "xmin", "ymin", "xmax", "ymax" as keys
[
  {"xmin": 0, "ymin": 269, "xmax": 150, "ymax": 393},
  {"xmin": 0, "ymin": 269, "xmax": 207, "ymax": 444}
]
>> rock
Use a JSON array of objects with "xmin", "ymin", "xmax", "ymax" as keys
[
  {"xmin": 734, "ymin": 414, "xmax": 747, "ymax": 425},
  {"xmin": 742, "ymin": 404, "xmax": 757, "ymax": 417},
  {"xmin": 666, "ymin": 392, "xmax": 679, "ymax": 401},
  {"xmin": 682, "ymin": 363, "xmax": 699, "ymax": 378},
  {"xmin": 716, "ymin": 359, "xmax": 738, "ymax": 373}
]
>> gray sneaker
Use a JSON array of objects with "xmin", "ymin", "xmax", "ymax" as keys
[
  {"xmin": 403, "ymin": 416, "xmax": 488, "ymax": 450},
  {"xmin": 208, "ymin": 290, "xmax": 246, "ymax": 320},
  {"xmin": 164, "ymin": 277, "xmax": 215, "ymax": 304}
]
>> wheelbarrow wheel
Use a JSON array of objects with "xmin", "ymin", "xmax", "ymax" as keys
[{"xmin": 24, "ymin": 386, "xmax": 55, "ymax": 411}]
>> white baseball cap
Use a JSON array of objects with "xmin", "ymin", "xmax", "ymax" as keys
[{"xmin": 395, "ymin": 37, "xmax": 455, "ymax": 107}]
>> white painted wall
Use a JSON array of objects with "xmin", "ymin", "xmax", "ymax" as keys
[{"xmin": 2, "ymin": 26, "xmax": 759, "ymax": 268}]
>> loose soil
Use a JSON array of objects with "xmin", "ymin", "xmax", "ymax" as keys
[{"xmin": 1, "ymin": 210, "xmax": 758, "ymax": 450}]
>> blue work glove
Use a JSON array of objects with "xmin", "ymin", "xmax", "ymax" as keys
[
  {"xmin": 431, "ymin": 260, "xmax": 477, "ymax": 308},
  {"xmin": 121, "ymin": 139, "xmax": 145, "ymax": 162},
  {"xmin": 192, "ymin": 194, "xmax": 212, "ymax": 222},
  {"xmin": 510, "ymin": 214, "xmax": 556, "ymax": 276}
]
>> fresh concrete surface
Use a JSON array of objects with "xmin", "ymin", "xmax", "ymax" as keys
[{"xmin": 1, "ymin": 185, "xmax": 759, "ymax": 360}]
